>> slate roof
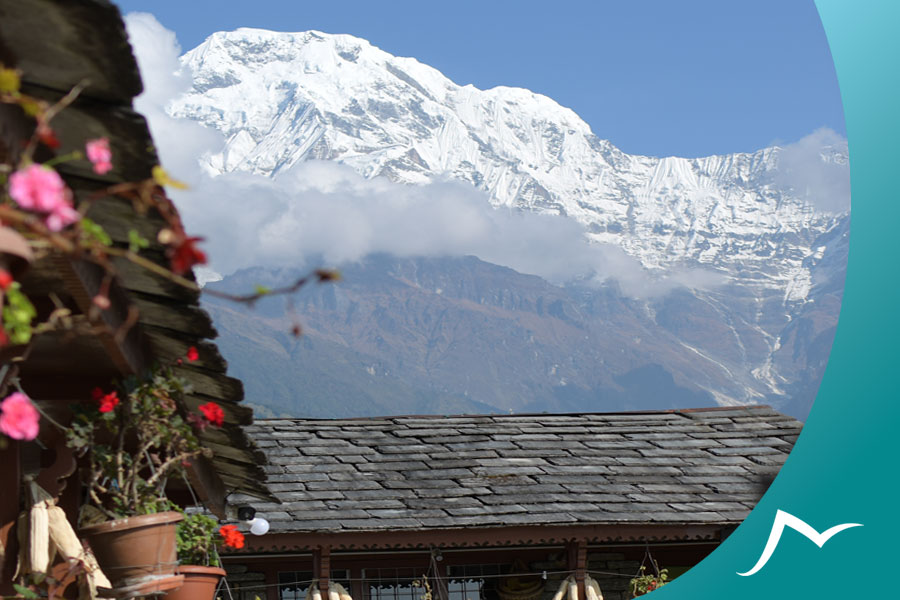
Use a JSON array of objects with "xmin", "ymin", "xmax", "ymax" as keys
[{"xmin": 244, "ymin": 406, "xmax": 801, "ymax": 533}]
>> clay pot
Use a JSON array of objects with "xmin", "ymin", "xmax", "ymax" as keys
[
  {"xmin": 163, "ymin": 565, "xmax": 226, "ymax": 600},
  {"xmin": 81, "ymin": 511, "xmax": 184, "ymax": 596},
  {"xmin": 0, "ymin": 226, "xmax": 34, "ymax": 279}
]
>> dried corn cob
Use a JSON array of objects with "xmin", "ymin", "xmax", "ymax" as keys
[
  {"xmin": 28, "ymin": 498, "xmax": 50, "ymax": 573},
  {"xmin": 14, "ymin": 509, "xmax": 29, "ymax": 579}
]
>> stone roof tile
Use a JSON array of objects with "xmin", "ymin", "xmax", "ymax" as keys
[{"xmin": 239, "ymin": 406, "xmax": 800, "ymax": 533}]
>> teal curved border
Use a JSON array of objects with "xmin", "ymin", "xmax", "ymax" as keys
[{"xmin": 648, "ymin": 2, "xmax": 899, "ymax": 598}]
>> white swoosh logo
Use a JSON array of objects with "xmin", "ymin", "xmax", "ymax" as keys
[{"xmin": 737, "ymin": 509, "xmax": 862, "ymax": 576}]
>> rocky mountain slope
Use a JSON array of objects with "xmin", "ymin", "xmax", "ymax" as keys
[{"xmin": 172, "ymin": 29, "xmax": 848, "ymax": 419}]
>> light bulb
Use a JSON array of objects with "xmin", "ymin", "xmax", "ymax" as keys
[{"xmin": 248, "ymin": 517, "xmax": 270, "ymax": 535}]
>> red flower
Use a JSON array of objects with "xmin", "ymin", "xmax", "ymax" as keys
[
  {"xmin": 198, "ymin": 402, "xmax": 224, "ymax": 427},
  {"xmin": 186, "ymin": 346, "xmax": 199, "ymax": 362},
  {"xmin": 0, "ymin": 269, "xmax": 13, "ymax": 291},
  {"xmin": 91, "ymin": 387, "xmax": 104, "ymax": 401},
  {"xmin": 98, "ymin": 391, "xmax": 120, "ymax": 413},
  {"xmin": 219, "ymin": 524, "xmax": 244, "ymax": 549},
  {"xmin": 37, "ymin": 123, "xmax": 61, "ymax": 149},
  {"xmin": 169, "ymin": 236, "xmax": 207, "ymax": 275}
]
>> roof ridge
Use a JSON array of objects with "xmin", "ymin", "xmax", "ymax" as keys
[{"xmin": 253, "ymin": 405, "xmax": 776, "ymax": 424}]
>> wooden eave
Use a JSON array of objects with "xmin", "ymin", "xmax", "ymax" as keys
[
  {"xmin": 0, "ymin": 0, "xmax": 273, "ymax": 511},
  {"xmin": 231, "ymin": 522, "xmax": 730, "ymax": 554}
]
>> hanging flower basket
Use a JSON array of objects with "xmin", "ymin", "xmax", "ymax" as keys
[
  {"xmin": 80, "ymin": 511, "xmax": 184, "ymax": 596},
  {"xmin": 161, "ymin": 510, "xmax": 241, "ymax": 599},
  {"xmin": 163, "ymin": 565, "xmax": 226, "ymax": 600}
]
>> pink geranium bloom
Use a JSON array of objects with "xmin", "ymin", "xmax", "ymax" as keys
[
  {"xmin": 8, "ymin": 164, "xmax": 79, "ymax": 231},
  {"xmin": 0, "ymin": 392, "xmax": 40, "ymax": 441},
  {"xmin": 45, "ymin": 202, "xmax": 80, "ymax": 232},
  {"xmin": 85, "ymin": 138, "xmax": 113, "ymax": 175}
]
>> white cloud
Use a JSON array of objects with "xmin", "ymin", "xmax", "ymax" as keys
[
  {"xmin": 125, "ymin": 12, "xmax": 224, "ymax": 186},
  {"xmin": 774, "ymin": 127, "xmax": 850, "ymax": 213},
  {"xmin": 124, "ymin": 14, "xmax": 720, "ymax": 299}
]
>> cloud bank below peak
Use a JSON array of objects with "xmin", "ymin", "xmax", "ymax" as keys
[{"xmin": 125, "ymin": 13, "xmax": 726, "ymax": 298}]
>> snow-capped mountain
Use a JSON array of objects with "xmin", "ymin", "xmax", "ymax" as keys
[{"xmin": 169, "ymin": 28, "xmax": 849, "ymax": 418}]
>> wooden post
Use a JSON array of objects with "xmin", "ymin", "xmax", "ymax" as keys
[
  {"xmin": 350, "ymin": 566, "xmax": 365, "ymax": 600},
  {"xmin": 566, "ymin": 540, "xmax": 587, "ymax": 600},
  {"xmin": 263, "ymin": 563, "xmax": 280, "ymax": 600},
  {"xmin": 315, "ymin": 546, "xmax": 331, "ymax": 593},
  {"xmin": 432, "ymin": 553, "xmax": 449, "ymax": 600},
  {"xmin": 0, "ymin": 440, "xmax": 20, "ymax": 595}
]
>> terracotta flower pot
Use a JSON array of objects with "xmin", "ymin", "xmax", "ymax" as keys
[
  {"xmin": 164, "ymin": 565, "xmax": 226, "ymax": 600},
  {"xmin": 81, "ymin": 511, "xmax": 184, "ymax": 596}
]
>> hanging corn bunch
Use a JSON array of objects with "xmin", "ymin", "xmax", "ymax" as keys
[{"xmin": 13, "ymin": 480, "xmax": 111, "ymax": 599}]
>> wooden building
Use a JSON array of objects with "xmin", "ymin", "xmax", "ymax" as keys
[
  {"xmin": 0, "ymin": 0, "xmax": 270, "ymax": 592},
  {"xmin": 1, "ymin": 5, "xmax": 805, "ymax": 600},
  {"xmin": 224, "ymin": 406, "xmax": 802, "ymax": 600}
]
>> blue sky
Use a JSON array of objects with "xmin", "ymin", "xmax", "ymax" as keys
[{"xmin": 115, "ymin": 0, "xmax": 844, "ymax": 158}]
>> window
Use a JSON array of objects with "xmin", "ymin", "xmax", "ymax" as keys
[
  {"xmin": 279, "ymin": 570, "xmax": 351, "ymax": 600},
  {"xmin": 446, "ymin": 564, "xmax": 509, "ymax": 600},
  {"xmin": 364, "ymin": 567, "xmax": 428, "ymax": 600}
]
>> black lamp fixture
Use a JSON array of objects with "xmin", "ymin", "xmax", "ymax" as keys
[{"xmin": 237, "ymin": 505, "xmax": 269, "ymax": 535}]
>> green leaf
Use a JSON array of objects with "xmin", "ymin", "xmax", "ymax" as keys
[
  {"xmin": 254, "ymin": 285, "xmax": 271, "ymax": 296},
  {"xmin": 81, "ymin": 218, "xmax": 112, "ymax": 247},
  {"xmin": 0, "ymin": 67, "xmax": 20, "ymax": 94},
  {"xmin": 128, "ymin": 229, "xmax": 150, "ymax": 253},
  {"xmin": 3, "ymin": 282, "xmax": 36, "ymax": 345},
  {"xmin": 13, "ymin": 584, "xmax": 39, "ymax": 599}
]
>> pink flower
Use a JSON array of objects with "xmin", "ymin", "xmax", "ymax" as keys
[
  {"xmin": 8, "ymin": 165, "xmax": 79, "ymax": 231},
  {"xmin": 0, "ymin": 392, "xmax": 39, "ymax": 441},
  {"xmin": 45, "ymin": 203, "xmax": 80, "ymax": 232},
  {"xmin": 85, "ymin": 138, "xmax": 113, "ymax": 175},
  {"xmin": 9, "ymin": 165, "xmax": 67, "ymax": 212}
]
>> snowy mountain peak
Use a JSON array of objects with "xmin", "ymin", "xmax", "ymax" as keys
[{"xmin": 171, "ymin": 28, "xmax": 847, "ymax": 287}]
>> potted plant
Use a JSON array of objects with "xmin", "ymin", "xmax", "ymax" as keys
[
  {"xmin": 163, "ymin": 511, "xmax": 245, "ymax": 600},
  {"xmin": 629, "ymin": 565, "xmax": 669, "ymax": 597},
  {"xmin": 65, "ymin": 363, "xmax": 223, "ymax": 596}
]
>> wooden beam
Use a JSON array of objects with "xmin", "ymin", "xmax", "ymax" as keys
[
  {"xmin": 62, "ymin": 256, "xmax": 148, "ymax": 376},
  {"xmin": 183, "ymin": 454, "xmax": 228, "ymax": 518},
  {"xmin": 0, "ymin": 0, "xmax": 144, "ymax": 104},
  {"xmin": 237, "ymin": 523, "xmax": 726, "ymax": 555}
]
